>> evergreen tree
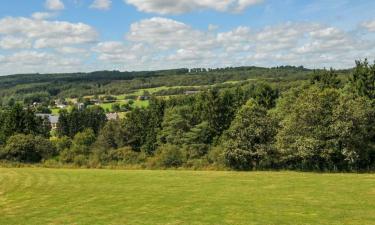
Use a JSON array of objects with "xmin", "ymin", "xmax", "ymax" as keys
[{"xmin": 350, "ymin": 59, "xmax": 375, "ymax": 99}]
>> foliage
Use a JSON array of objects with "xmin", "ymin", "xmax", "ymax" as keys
[
  {"xmin": 222, "ymin": 100, "xmax": 277, "ymax": 170},
  {"xmin": 57, "ymin": 106, "xmax": 106, "ymax": 138},
  {"xmin": 350, "ymin": 59, "xmax": 375, "ymax": 99},
  {"xmin": 310, "ymin": 68, "xmax": 341, "ymax": 89},
  {"xmin": 276, "ymin": 86, "xmax": 375, "ymax": 170},
  {"xmin": 1, "ymin": 61, "xmax": 375, "ymax": 171},
  {"xmin": 0, "ymin": 104, "xmax": 50, "ymax": 144},
  {"xmin": 0, "ymin": 134, "xmax": 54, "ymax": 163},
  {"xmin": 150, "ymin": 144, "xmax": 185, "ymax": 168}
]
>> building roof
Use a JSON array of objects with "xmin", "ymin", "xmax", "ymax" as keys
[
  {"xmin": 106, "ymin": 113, "xmax": 119, "ymax": 120},
  {"xmin": 36, "ymin": 114, "xmax": 59, "ymax": 124}
]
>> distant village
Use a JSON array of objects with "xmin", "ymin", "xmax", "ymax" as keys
[{"xmin": 32, "ymin": 90, "xmax": 200, "ymax": 130}]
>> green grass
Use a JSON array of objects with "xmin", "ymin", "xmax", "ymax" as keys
[
  {"xmin": 97, "ymin": 100, "xmax": 149, "ymax": 112},
  {"xmin": 0, "ymin": 168, "xmax": 374, "ymax": 225},
  {"xmin": 50, "ymin": 108, "xmax": 60, "ymax": 115}
]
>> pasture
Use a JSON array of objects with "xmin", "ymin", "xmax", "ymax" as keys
[{"xmin": 0, "ymin": 168, "xmax": 374, "ymax": 225}]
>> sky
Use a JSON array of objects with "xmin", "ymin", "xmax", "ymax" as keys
[{"xmin": 0, "ymin": 0, "xmax": 374, "ymax": 75}]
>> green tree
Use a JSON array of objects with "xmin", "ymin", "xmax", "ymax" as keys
[
  {"xmin": 276, "ymin": 87, "xmax": 340, "ymax": 170},
  {"xmin": 276, "ymin": 87, "xmax": 375, "ymax": 171},
  {"xmin": 350, "ymin": 59, "xmax": 375, "ymax": 99},
  {"xmin": 331, "ymin": 94, "xmax": 375, "ymax": 170},
  {"xmin": 222, "ymin": 100, "xmax": 276, "ymax": 170},
  {"xmin": 158, "ymin": 106, "xmax": 193, "ymax": 146},
  {"xmin": 60, "ymin": 129, "xmax": 96, "ymax": 163},
  {"xmin": 0, "ymin": 134, "xmax": 54, "ymax": 163},
  {"xmin": 310, "ymin": 68, "xmax": 341, "ymax": 89},
  {"xmin": 142, "ymin": 97, "xmax": 166, "ymax": 154},
  {"xmin": 92, "ymin": 120, "xmax": 126, "ymax": 162},
  {"xmin": 251, "ymin": 82, "xmax": 279, "ymax": 109},
  {"xmin": 122, "ymin": 108, "xmax": 148, "ymax": 151}
]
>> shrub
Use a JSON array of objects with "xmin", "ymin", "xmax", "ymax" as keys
[
  {"xmin": 1, "ymin": 134, "xmax": 54, "ymax": 163},
  {"xmin": 150, "ymin": 145, "xmax": 185, "ymax": 168},
  {"xmin": 109, "ymin": 147, "xmax": 146, "ymax": 164},
  {"xmin": 73, "ymin": 155, "xmax": 88, "ymax": 167},
  {"xmin": 207, "ymin": 146, "xmax": 226, "ymax": 167},
  {"xmin": 51, "ymin": 136, "xmax": 72, "ymax": 154}
]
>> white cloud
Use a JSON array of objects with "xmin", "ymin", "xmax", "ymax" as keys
[
  {"xmin": 0, "ymin": 15, "xmax": 374, "ymax": 75},
  {"xmin": 90, "ymin": 0, "xmax": 112, "ymax": 10},
  {"xmin": 127, "ymin": 17, "xmax": 217, "ymax": 51},
  {"xmin": 31, "ymin": 12, "xmax": 57, "ymax": 20},
  {"xmin": 45, "ymin": 0, "xmax": 65, "ymax": 11},
  {"xmin": 125, "ymin": 0, "xmax": 263, "ymax": 14},
  {"xmin": 122, "ymin": 18, "xmax": 373, "ymax": 69},
  {"xmin": 56, "ymin": 46, "xmax": 88, "ymax": 54},
  {"xmin": 0, "ymin": 16, "xmax": 97, "ymax": 75},
  {"xmin": 0, "ymin": 17, "xmax": 98, "ymax": 48},
  {"xmin": 235, "ymin": 0, "xmax": 264, "ymax": 12},
  {"xmin": 93, "ymin": 41, "xmax": 151, "ymax": 64},
  {"xmin": 0, "ymin": 51, "xmax": 81, "ymax": 67},
  {"xmin": 361, "ymin": 20, "xmax": 375, "ymax": 32},
  {"xmin": 0, "ymin": 36, "xmax": 32, "ymax": 49},
  {"xmin": 208, "ymin": 24, "xmax": 219, "ymax": 31},
  {"xmin": 0, "ymin": 50, "xmax": 86, "ymax": 75}
]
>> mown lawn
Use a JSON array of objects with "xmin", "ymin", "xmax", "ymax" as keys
[{"xmin": 0, "ymin": 168, "xmax": 374, "ymax": 225}]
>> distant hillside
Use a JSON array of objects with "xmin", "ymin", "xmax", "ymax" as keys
[{"xmin": 0, "ymin": 66, "xmax": 351, "ymax": 106}]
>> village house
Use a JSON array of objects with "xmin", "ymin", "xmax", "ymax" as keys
[
  {"xmin": 106, "ymin": 112, "xmax": 119, "ymax": 121},
  {"xmin": 36, "ymin": 114, "xmax": 59, "ymax": 130}
]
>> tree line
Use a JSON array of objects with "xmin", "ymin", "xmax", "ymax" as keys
[{"xmin": 0, "ymin": 60, "xmax": 374, "ymax": 171}]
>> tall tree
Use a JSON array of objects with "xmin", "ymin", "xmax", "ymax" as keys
[
  {"xmin": 222, "ymin": 99, "xmax": 276, "ymax": 170},
  {"xmin": 350, "ymin": 59, "xmax": 375, "ymax": 99},
  {"xmin": 310, "ymin": 68, "xmax": 341, "ymax": 89}
]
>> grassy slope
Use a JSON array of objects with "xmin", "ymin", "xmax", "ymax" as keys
[{"xmin": 0, "ymin": 168, "xmax": 374, "ymax": 225}]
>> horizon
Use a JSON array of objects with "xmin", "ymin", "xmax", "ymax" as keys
[
  {"xmin": 0, "ymin": 63, "xmax": 359, "ymax": 78},
  {"xmin": 0, "ymin": 0, "xmax": 375, "ymax": 75}
]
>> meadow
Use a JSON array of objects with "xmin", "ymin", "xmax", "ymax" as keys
[{"xmin": 0, "ymin": 168, "xmax": 374, "ymax": 225}]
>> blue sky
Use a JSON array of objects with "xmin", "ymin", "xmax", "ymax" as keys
[{"xmin": 0, "ymin": 0, "xmax": 374, "ymax": 75}]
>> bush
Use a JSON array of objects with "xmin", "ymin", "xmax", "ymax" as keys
[
  {"xmin": 51, "ymin": 136, "xmax": 72, "ymax": 154},
  {"xmin": 73, "ymin": 155, "xmax": 88, "ymax": 167},
  {"xmin": 149, "ymin": 145, "xmax": 185, "ymax": 168},
  {"xmin": 207, "ymin": 146, "xmax": 226, "ymax": 167},
  {"xmin": 0, "ymin": 134, "xmax": 54, "ymax": 163},
  {"xmin": 109, "ymin": 147, "xmax": 146, "ymax": 164}
]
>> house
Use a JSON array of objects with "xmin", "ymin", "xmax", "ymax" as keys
[
  {"xmin": 76, "ymin": 103, "xmax": 85, "ymax": 110},
  {"xmin": 36, "ymin": 114, "xmax": 59, "ymax": 130},
  {"xmin": 106, "ymin": 112, "xmax": 119, "ymax": 121},
  {"xmin": 54, "ymin": 99, "xmax": 67, "ymax": 109},
  {"xmin": 56, "ymin": 104, "xmax": 66, "ymax": 109}
]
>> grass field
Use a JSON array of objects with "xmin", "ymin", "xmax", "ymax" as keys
[{"xmin": 0, "ymin": 169, "xmax": 374, "ymax": 225}]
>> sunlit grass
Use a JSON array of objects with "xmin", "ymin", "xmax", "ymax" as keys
[{"xmin": 0, "ymin": 168, "xmax": 374, "ymax": 225}]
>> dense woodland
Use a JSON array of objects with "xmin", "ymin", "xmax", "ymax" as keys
[{"xmin": 0, "ymin": 60, "xmax": 374, "ymax": 171}]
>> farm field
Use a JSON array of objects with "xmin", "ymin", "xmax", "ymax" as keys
[{"xmin": 0, "ymin": 168, "xmax": 374, "ymax": 225}]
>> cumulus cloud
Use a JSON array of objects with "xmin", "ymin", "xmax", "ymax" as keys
[
  {"xmin": 90, "ymin": 0, "xmax": 112, "ymax": 10},
  {"xmin": 0, "ymin": 36, "xmax": 32, "ymax": 49},
  {"xmin": 127, "ymin": 17, "xmax": 217, "ymax": 50},
  {"xmin": 0, "ymin": 15, "xmax": 374, "ymax": 75},
  {"xmin": 121, "ymin": 17, "xmax": 372, "ymax": 69},
  {"xmin": 0, "ymin": 16, "xmax": 97, "ymax": 74},
  {"xmin": 124, "ymin": 0, "xmax": 263, "ymax": 14},
  {"xmin": 2, "ymin": 51, "xmax": 81, "ymax": 70},
  {"xmin": 45, "ymin": 0, "xmax": 65, "ymax": 11},
  {"xmin": 0, "ymin": 17, "xmax": 98, "ymax": 48},
  {"xmin": 361, "ymin": 20, "xmax": 375, "ymax": 32},
  {"xmin": 31, "ymin": 12, "xmax": 57, "ymax": 20}
]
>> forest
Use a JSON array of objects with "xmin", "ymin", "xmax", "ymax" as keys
[{"xmin": 0, "ymin": 60, "xmax": 374, "ymax": 171}]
